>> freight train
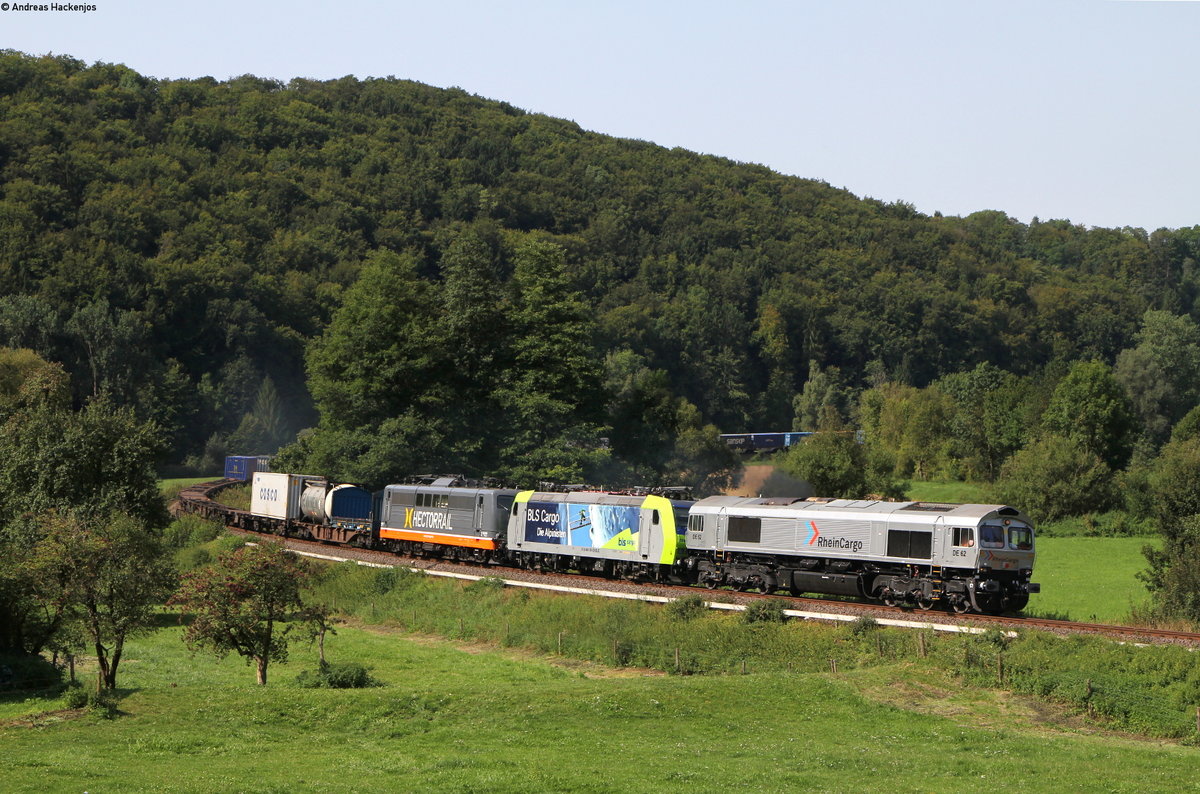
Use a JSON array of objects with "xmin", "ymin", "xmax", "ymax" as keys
[{"xmin": 181, "ymin": 470, "xmax": 1039, "ymax": 615}]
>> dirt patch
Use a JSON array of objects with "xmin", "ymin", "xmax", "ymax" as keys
[{"xmin": 0, "ymin": 708, "xmax": 86, "ymax": 730}]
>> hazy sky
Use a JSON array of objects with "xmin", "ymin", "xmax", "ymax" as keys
[{"xmin": 5, "ymin": 0, "xmax": 1197, "ymax": 230}]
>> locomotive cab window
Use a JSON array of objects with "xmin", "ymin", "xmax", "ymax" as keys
[
  {"xmin": 1008, "ymin": 526, "xmax": 1033, "ymax": 551},
  {"xmin": 980, "ymin": 525, "xmax": 1005, "ymax": 548},
  {"xmin": 953, "ymin": 527, "xmax": 974, "ymax": 548}
]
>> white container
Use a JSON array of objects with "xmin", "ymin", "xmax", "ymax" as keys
[{"xmin": 251, "ymin": 472, "xmax": 325, "ymax": 520}]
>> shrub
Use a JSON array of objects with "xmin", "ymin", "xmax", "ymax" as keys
[
  {"xmin": 991, "ymin": 434, "xmax": 1116, "ymax": 522},
  {"xmin": 296, "ymin": 662, "xmax": 381, "ymax": 689},
  {"xmin": 61, "ymin": 685, "xmax": 88, "ymax": 709},
  {"xmin": 848, "ymin": 616, "xmax": 879, "ymax": 636},
  {"xmin": 178, "ymin": 546, "xmax": 212, "ymax": 570},
  {"xmin": 88, "ymin": 690, "xmax": 118, "ymax": 719},
  {"xmin": 163, "ymin": 515, "xmax": 222, "ymax": 550},
  {"xmin": 666, "ymin": 594, "xmax": 707, "ymax": 621},
  {"xmin": 464, "ymin": 576, "xmax": 506, "ymax": 594},
  {"xmin": 373, "ymin": 566, "xmax": 423, "ymax": 595},
  {"xmin": 743, "ymin": 599, "xmax": 786, "ymax": 624}
]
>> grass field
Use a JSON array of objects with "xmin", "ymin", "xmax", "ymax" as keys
[
  {"xmin": 158, "ymin": 477, "xmax": 219, "ymax": 501},
  {"xmin": 905, "ymin": 480, "xmax": 992, "ymax": 504},
  {"xmin": 1025, "ymin": 536, "xmax": 1155, "ymax": 624},
  {"xmin": 2, "ymin": 618, "xmax": 1197, "ymax": 793}
]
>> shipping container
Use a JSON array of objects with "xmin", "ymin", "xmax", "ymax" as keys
[
  {"xmin": 251, "ymin": 472, "xmax": 326, "ymax": 520},
  {"xmin": 224, "ymin": 455, "xmax": 273, "ymax": 481}
]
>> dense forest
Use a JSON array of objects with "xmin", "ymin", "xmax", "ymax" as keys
[{"xmin": 1, "ymin": 51, "xmax": 1199, "ymax": 496}]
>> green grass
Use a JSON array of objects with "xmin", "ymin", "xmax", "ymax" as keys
[
  {"xmin": 906, "ymin": 480, "xmax": 992, "ymax": 503},
  {"xmin": 158, "ymin": 477, "xmax": 219, "ymax": 501},
  {"xmin": 1026, "ymin": 536, "xmax": 1155, "ymax": 624},
  {"xmin": 2, "ymin": 615, "xmax": 1197, "ymax": 792}
]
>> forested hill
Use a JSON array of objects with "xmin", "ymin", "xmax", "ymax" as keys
[{"xmin": 2, "ymin": 51, "xmax": 1199, "ymax": 486}]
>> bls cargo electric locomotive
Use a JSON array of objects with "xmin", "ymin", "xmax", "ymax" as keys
[{"xmin": 200, "ymin": 471, "xmax": 1039, "ymax": 615}]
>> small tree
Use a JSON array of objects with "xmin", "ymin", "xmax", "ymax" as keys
[
  {"xmin": 990, "ymin": 434, "xmax": 1115, "ymax": 523},
  {"xmin": 171, "ymin": 541, "xmax": 311, "ymax": 685},
  {"xmin": 31, "ymin": 511, "xmax": 175, "ymax": 691},
  {"xmin": 299, "ymin": 601, "xmax": 340, "ymax": 666}
]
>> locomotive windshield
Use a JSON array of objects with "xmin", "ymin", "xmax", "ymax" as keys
[
  {"xmin": 1008, "ymin": 526, "xmax": 1033, "ymax": 551},
  {"xmin": 980, "ymin": 525, "xmax": 1005, "ymax": 548}
]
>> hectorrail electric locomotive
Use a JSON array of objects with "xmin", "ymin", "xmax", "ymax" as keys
[{"xmin": 182, "ymin": 468, "xmax": 1039, "ymax": 615}]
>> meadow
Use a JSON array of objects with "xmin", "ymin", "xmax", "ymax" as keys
[{"xmin": 2, "ymin": 605, "xmax": 1198, "ymax": 793}]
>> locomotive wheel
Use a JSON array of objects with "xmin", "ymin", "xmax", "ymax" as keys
[
  {"xmin": 1006, "ymin": 594, "xmax": 1029, "ymax": 612},
  {"xmin": 916, "ymin": 595, "xmax": 935, "ymax": 611},
  {"xmin": 950, "ymin": 597, "xmax": 971, "ymax": 614},
  {"xmin": 976, "ymin": 594, "xmax": 1004, "ymax": 615},
  {"xmin": 881, "ymin": 590, "xmax": 898, "ymax": 608},
  {"xmin": 704, "ymin": 578, "xmax": 718, "ymax": 590}
]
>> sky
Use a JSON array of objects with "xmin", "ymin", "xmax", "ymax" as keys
[{"xmin": 3, "ymin": 0, "xmax": 1197, "ymax": 231}]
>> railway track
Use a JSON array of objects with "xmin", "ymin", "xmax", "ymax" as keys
[{"xmin": 174, "ymin": 479, "xmax": 1200, "ymax": 648}]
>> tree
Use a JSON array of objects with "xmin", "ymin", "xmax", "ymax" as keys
[
  {"xmin": 1114, "ymin": 310, "xmax": 1200, "ymax": 446},
  {"xmin": 171, "ymin": 541, "xmax": 312, "ymax": 685},
  {"xmin": 1041, "ymin": 360, "xmax": 1136, "ymax": 470},
  {"xmin": 792, "ymin": 360, "xmax": 852, "ymax": 431},
  {"xmin": 493, "ymin": 239, "xmax": 605, "ymax": 483},
  {"xmin": 0, "ymin": 356, "xmax": 167, "ymax": 654},
  {"xmin": 778, "ymin": 412, "xmax": 903, "ymax": 499},
  {"xmin": 990, "ymin": 435, "xmax": 1115, "ymax": 523},
  {"xmin": 31, "ymin": 511, "xmax": 175, "ymax": 690},
  {"xmin": 1141, "ymin": 438, "xmax": 1200, "ymax": 625},
  {"xmin": 857, "ymin": 383, "xmax": 954, "ymax": 480},
  {"xmin": 934, "ymin": 364, "xmax": 1032, "ymax": 482}
]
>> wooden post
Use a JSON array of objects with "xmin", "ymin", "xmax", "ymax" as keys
[
  {"xmin": 997, "ymin": 655, "xmax": 1004, "ymax": 686},
  {"xmin": 613, "ymin": 638, "xmax": 620, "ymax": 664},
  {"xmin": 1195, "ymin": 706, "xmax": 1199, "ymax": 734},
  {"xmin": 829, "ymin": 658, "xmax": 837, "ymax": 674},
  {"xmin": 918, "ymin": 632, "xmax": 927, "ymax": 658},
  {"xmin": 876, "ymin": 635, "xmax": 883, "ymax": 657},
  {"xmin": 741, "ymin": 659, "xmax": 747, "ymax": 675},
  {"xmin": 674, "ymin": 647, "xmax": 681, "ymax": 672},
  {"xmin": 557, "ymin": 631, "xmax": 564, "ymax": 654},
  {"xmin": 459, "ymin": 618, "xmax": 464, "ymax": 635}
]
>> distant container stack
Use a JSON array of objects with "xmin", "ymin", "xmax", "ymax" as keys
[{"xmin": 223, "ymin": 455, "xmax": 273, "ymax": 481}]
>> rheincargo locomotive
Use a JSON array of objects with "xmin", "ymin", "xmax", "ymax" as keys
[{"xmin": 184, "ymin": 470, "xmax": 1039, "ymax": 615}]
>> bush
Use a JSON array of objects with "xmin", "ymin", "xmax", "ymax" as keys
[
  {"xmin": 163, "ymin": 515, "xmax": 222, "ymax": 550},
  {"xmin": 61, "ymin": 685, "xmax": 88, "ymax": 709},
  {"xmin": 666, "ymin": 594, "xmax": 707, "ymax": 621},
  {"xmin": 743, "ymin": 599, "xmax": 786, "ymax": 624},
  {"xmin": 296, "ymin": 662, "xmax": 381, "ymax": 689},
  {"xmin": 88, "ymin": 690, "xmax": 118, "ymax": 719},
  {"xmin": 464, "ymin": 576, "xmax": 506, "ymax": 594},
  {"xmin": 178, "ymin": 546, "xmax": 212, "ymax": 570},
  {"xmin": 372, "ymin": 566, "xmax": 423, "ymax": 595},
  {"xmin": 848, "ymin": 616, "xmax": 879, "ymax": 636},
  {"xmin": 991, "ymin": 434, "xmax": 1116, "ymax": 522}
]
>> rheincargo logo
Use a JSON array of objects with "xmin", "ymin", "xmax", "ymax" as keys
[{"xmin": 816, "ymin": 536, "xmax": 864, "ymax": 553}]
